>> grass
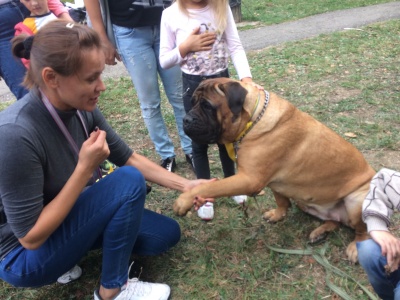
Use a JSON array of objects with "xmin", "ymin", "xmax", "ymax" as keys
[
  {"xmin": 240, "ymin": 0, "xmax": 395, "ymax": 26},
  {"xmin": 1, "ymin": 1, "xmax": 400, "ymax": 300}
]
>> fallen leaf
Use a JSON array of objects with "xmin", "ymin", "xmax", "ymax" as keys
[{"xmin": 344, "ymin": 132, "xmax": 357, "ymax": 138}]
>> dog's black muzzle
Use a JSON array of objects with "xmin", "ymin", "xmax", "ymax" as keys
[{"xmin": 183, "ymin": 112, "xmax": 219, "ymax": 144}]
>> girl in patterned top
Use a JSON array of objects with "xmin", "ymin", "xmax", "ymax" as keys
[{"xmin": 160, "ymin": 0, "xmax": 262, "ymax": 220}]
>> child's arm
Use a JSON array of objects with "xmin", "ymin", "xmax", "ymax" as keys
[
  {"xmin": 362, "ymin": 168, "xmax": 400, "ymax": 233},
  {"xmin": 47, "ymin": 0, "xmax": 72, "ymax": 20},
  {"xmin": 159, "ymin": 10, "xmax": 181, "ymax": 69},
  {"xmin": 362, "ymin": 168, "xmax": 400, "ymax": 272},
  {"xmin": 224, "ymin": 4, "xmax": 252, "ymax": 81}
]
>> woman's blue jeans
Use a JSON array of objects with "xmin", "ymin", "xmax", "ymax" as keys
[
  {"xmin": 113, "ymin": 24, "xmax": 192, "ymax": 160},
  {"xmin": 0, "ymin": 0, "xmax": 29, "ymax": 99},
  {"xmin": 357, "ymin": 239, "xmax": 400, "ymax": 300},
  {"xmin": 0, "ymin": 167, "xmax": 181, "ymax": 289}
]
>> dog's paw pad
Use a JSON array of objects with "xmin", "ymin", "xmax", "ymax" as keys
[
  {"xmin": 262, "ymin": 210, "xmax": 284, "ymax": 223},
  {"xmin": 345, "ymin": 242, "xmax": 358, "ymax": 263}
]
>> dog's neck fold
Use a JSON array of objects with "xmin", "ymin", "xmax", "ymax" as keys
[{"xmin": 225, "ymin": 90, "xmax": 270, "ymax": 161}]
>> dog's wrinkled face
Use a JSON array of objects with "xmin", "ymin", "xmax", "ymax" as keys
[{"xmin": 183, "ymin": 78, "xmax": 249, "ymax": 144}]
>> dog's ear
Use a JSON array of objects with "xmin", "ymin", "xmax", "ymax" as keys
[{"xmin": 216, "ymin": 81, "xmax": 248, "ymax": 116}]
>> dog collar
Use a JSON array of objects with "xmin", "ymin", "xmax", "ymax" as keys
[{"xmin": 226, "ymin": 90, "xmax": 270, "ymax": 162}]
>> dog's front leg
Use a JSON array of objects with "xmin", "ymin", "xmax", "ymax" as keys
[
  {"xmin": 262, "ymin": 191, "xmax": 291, "ymax": 222},
  {"xmin": 173, "ymin": 173, "xmax": 262, "ymax": 216}
]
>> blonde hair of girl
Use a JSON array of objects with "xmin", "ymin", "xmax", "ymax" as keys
[{"xmin": 176, "ymin": 0, "xmax": 228, "ymax": 33}]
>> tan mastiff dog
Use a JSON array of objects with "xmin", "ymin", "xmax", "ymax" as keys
[{"xmin": 174, "ymin": 78, "xmax": 376, "ymax": 263}]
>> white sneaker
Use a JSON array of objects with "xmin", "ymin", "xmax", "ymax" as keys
[
  {"xmin": 57, "ymin": 265, "xmax": 82, "ymax": 284},
  {"xmin": 94, "ymin": 262, "xmax": 170, "ymax": 300},
  {"xmin": 232, "ymin": 195, "xmax": 247, "ymax": 204},
  {"xmin": 197, "ymin": 202, "xmax": 214, "ymax": 221}
]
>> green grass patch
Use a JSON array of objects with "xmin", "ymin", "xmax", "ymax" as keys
[{"xmin": 241, "ymin": 0, "xmax": 394, "ymax": 26}]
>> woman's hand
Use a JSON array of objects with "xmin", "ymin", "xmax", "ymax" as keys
[
  {"xmin": 183, "ymin": 178, "xmax": 217, "ymax": 211},
  {"xmin": 101, "ymin": 39, "xmax": 121, "ymax": 65},
  {"xmin": 78, "ymin": 128, "xmax": 110, "ymax": 176}
]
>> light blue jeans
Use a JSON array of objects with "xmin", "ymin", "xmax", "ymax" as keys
[
  {"xmin": 113, "ymin": 24, "xmax": 192, "ymax": 160},
  {"xmin": 357, "ymin": 239, "xmax": 400, "ymax": 300},
  {"xmin": 0, "ymin": 167, "xmax": 180, "ymax": 289},
  {"xmin": 0, "ymin": 0, "xmax": 29, "ymax": 99}
]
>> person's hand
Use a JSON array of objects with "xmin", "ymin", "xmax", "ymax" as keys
[
  {"xmin": 181, "ymin": 178, "xmax": 217, "ymax": 211},
  {"xmin": 101, "ymin": 39, "xmax": 121, "ymax": 66},
  {"xmin": 78, "ymin": 128, "xmax": 110, "ymax": 173},
  {"xmin": 179, "ymin": 26, "xmax": 216, "ymax": 57},
  {"xmin": 241, "ymin": 77, "xmax": 264, "ymax": 90},
  {"xmin": 370, "ymin": 230, "xmax": 400, "ymax": 272}
]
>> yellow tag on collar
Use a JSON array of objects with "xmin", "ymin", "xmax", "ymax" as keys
[
  {"xmin": 225, "ymin": 121, "xmax": 253, "ymax": 162},
  {"xmin": 225, "ymin": 143, "xmax": 236, "ymax": 162}
]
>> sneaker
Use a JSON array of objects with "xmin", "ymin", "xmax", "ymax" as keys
[
  {"xmin": 185, "ymin": 153, "xmax": 195, "ymax": 171},
  {"xmin": 232, "ymin": 195, "xmax": 247, "ymax": 205},
  {"xmin": 160, "ymin": 157, "xmax": 176, "ymax": 172},
  {"xmin": 57, "ymin": 265, "xmax": 82, "ymax": 284},
  {"xmin": 197, "ymin": 202, "xmax": 214, "ymax": 221},
  {"xmin": 93, "ymin": 263, "xmax": 170, "ymax": 300}
]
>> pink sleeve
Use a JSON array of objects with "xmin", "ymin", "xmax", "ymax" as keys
[{"xmin": 48, "ymin": 0, "xmax": 69, "ymax": 17}]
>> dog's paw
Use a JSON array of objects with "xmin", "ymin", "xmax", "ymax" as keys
[
  {"xmin": 345, "ymin": 241, "xmax": 358, "ymax": 264},
  {"xmin": 173, "ymin": 194, "xmax": 194, "ymax": 216},
  {"xmin": 308, "ymin": 232, "xmax": 328, "ymax": 245},
  {"xmin": 309, "ymin": 221, "xmax": 339, "ymax": 245},
  {"xmin": 262, "ymin": 209, "xmax": 286, "ymax": 223}
]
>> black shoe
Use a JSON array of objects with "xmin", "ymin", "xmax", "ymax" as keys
[
  {"xmin": 160, "ymin": 157, "xmax": 176, "ymax": 172},
  {"xmin": 185, "ymin": 153, "xmax": 195, "ymax": 171},
  {"xmin": 146, "ymin": 183, "xmax": 152, "ymax": 195}
]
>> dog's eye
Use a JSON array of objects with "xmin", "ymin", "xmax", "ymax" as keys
[{"xmin": 201, "ymin": 100, "xmax": 213, "ymax": 111}]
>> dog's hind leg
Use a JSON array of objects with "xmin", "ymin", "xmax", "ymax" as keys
[
  {"xmin": 345, "ymin": 222, "xmax": 368, "ymax": 264},
  {"xmin": 345, "ymin": 216, "xmax": 368, "ymax": 263},
  {"xmin": 343, "ymin": 184, "xmax": 370, "ymax": 263},
  {"xmin": 263, "ymin": 191, "xmax": 291, "ymax": 223}
]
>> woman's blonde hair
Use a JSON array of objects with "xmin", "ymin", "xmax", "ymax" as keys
[
  {"xmin": 177, "ymin": 0, "xmax": 228, "ymax": 33},
  {"xmin": 11, "ymin": 20, "xmax": 101, "ymax": 89}
]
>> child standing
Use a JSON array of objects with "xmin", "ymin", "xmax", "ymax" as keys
[
  {"xmin": 14, "ymin": 0, "xmax": 60, "ymax": 68},
  {"xmin": 357, "ymin": 168, "xmax": 400, "ymax": 300},
  {"xmin": 160, "ymin": 0, "xmax": 257, "ymax": 220}
]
